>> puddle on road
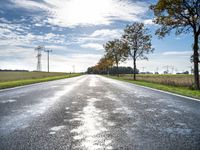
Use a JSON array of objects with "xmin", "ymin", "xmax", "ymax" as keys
[
  {"xmin": 71, "ymin": 98, "xmax": 113, "ymax": 150},
  {"xmin": 89, "ymin": 77, "xmax": 97, "ymax": 87},
  {"xmin": 49, "ymin": 125, "xmax": 65, "ymax": 135},
  {"xmin": 0, "ymin": 77, "xmax": 87, "ymax": 135}
]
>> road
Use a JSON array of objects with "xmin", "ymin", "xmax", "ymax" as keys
[{"xmin": 0, "ymin": 75, "xmax": 200, "ymax": 150}]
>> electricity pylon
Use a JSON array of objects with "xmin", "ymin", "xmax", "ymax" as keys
[{"xmin": 35, "ymin": 46, "xmax": 44, "ymax": 71}]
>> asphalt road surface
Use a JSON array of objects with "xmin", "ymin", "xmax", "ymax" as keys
[{"xmin": 0, "ymin": 75, "xmax": 200, "ymax": 150}]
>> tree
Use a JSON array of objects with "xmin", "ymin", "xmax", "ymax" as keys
[
  {"xmin": 150, "ymin": 0, "xmax": 200, "ymax": 89},
  {"xmin": 122, "ymin": 23, "xmax": 154, "ymax": 80},
  {"xmin": 97, "ymin": 56, "xmax": 114, "ymax": 75},
  {"xmin": 104, "ymin": 39, "xmax": 128, "ymax": 76}
]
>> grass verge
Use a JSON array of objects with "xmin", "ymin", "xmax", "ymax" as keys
[
  {"xmin": 0, "ymin": 73, "xmax": 81, "ymax": 90},
  {"xmin": 105, "ymin": 75, "xmax": 200, "ymax": 100}
]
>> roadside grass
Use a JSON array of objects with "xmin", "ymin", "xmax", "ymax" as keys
[
  {"xmin": 0, "ymin": 72, "xmax": 81, "ymax": 89},
  {"xmin": 105, "ymin": 75, "xmax": 200, "ymax": 100},
  {"xmin": 123, "ymin": 74, "xmax": 194, "ymax": 88}
]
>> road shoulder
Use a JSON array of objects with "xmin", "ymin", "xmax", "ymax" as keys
[{"xmin": 104, "ymin": 75, "xmax": 200, "ymax": 101}]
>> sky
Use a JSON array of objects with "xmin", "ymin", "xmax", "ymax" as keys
[{"xmin": 0, "ymin": 0, "xmax": 194, "ymax": 73}]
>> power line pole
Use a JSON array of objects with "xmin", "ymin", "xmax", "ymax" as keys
[
  {"xmin": 35, "ymin": 46, "xmax": 44, "ymax": 72},
  {"xmin": 44, "ymin": 49, "xmax": 52, "ymax": 72},
  {"xmin": 156, "ymin": 67, "xmax": 159, "ymax": 72},
  {"xmin": 163, "ymin": 65, "xmax": 170, "ymax": 74},
  {"xmin": 171, "ymin": 66, "xmax": 174, "ymax": 74}
]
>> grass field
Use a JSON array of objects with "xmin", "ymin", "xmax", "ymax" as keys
[
  {"xmin": 0, "ymin": 71, "xmax": 81, "ymax": 89},
  {"xmin": 121, "ymin": 74, "xmax": 194, "ymax": 88},
  {"xmin": 106, "ymin": 74, "xmax": 200, "ymax": 99}
]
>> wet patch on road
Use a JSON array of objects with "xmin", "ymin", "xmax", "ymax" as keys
[
  {"xmin": 0, "ymin": 99, "xmax": 17, "ymax": 103},
  {"xmin": 49, "ymin": 125, "xmax": 66, "ymax": 135},
  {"xmin": 70, "ymin": 97, "xmax": 113, "ymax": 149}
]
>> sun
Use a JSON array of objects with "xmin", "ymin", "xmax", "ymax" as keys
[
  {"xmin": 57, "ymin": 0, "xmax": 113, "ymax": 26},
  {"xmin": 45, "ymin": 0, "xmax": 145, "ymax": 27}
]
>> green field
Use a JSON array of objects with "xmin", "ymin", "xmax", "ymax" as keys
[
  {"xmin": 106, "ymin": 74, "xmax": 200, "ymax": 99},
  {"xmin": 0, "ymin": 71, "xmax": 81, "ymax": 89},
  {"xmin": 121, "ymin": 74, "xmax": 194, "ymax": 88}
]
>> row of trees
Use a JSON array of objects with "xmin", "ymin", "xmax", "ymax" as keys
[
  {"xmin": 88, "ymin": 0, "xmax": 200, "ymax": 89},
  {"xmin": 87, "ymin": 66, "xmax": 139, "ymax": 75},
  {"xmin": 89, "ymin": 22, "xmax": 154, "ymax": 80}
]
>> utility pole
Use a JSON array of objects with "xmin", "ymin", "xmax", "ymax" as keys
[
  {"xmin": 163, "ymin": 65, "xmax": 170, "ymax": 74},
  {"xmin": 156, "ymin": 67, "xmax": 159, "ymax": 72},
  {"xmin": 35, "ymin": 46, "xmax": 44, "ymax": 72},
  {"xmin": 171, "ymin": 66, "xmax": 174, "ymax": 74},
  {"xmin": 44, "ymin": 49, "xmax": 52, "ymax": 72}
]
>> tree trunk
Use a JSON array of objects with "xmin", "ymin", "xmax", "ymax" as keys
[
  {"xmin": 193, "ymin": 33, "xmax": 199, "ymax": 90},
  {"xmin": 133, "ymin": 57, "xmax": 136, "ymax": 80},
  {"xmin": 116, "ymin": 62, "xmax": 119, "ymax": 77}
]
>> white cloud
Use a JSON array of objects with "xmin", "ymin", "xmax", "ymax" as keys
[
  {"xmin": 76, "ymin": 28, "xmax": 123, "ymax": 45},
  {"xmin": 45, "ymin": 45, "xmax": 66, "ymax": 50},
  {"xmin": 81, "ymin": 43, "xmax": 104, "ymax": 50},
  {"xmin": 162, "ymin": 51, "xmax": 192, "ymax": 56},
  {"xmin": 9, "ymin": 0, "xmax": 49, "ymax": 11},
  {"xmin": 10, "ymin": 0, "xmax": 148, "ymax": 27},
  {"xmin": 90, "ymin": 29, "xmax": 122, "ymax": 39},
  {"xmin": 0, "ymin": 21, "xmax": 66, "ymax": 46},
  {"xmin": 143, "ymin": 19, "xmax": 156, "ymax": 26}
]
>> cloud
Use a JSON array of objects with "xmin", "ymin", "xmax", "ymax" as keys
[
  {"xmin": 76, "ymin": 28, "xmax": 123, "ymax": 45},
  {"xmin": 9, "ymin": 0, "xmax": 148, "ymax": 27},
  {"xmin": 0, "ymin": 0, "xmax": 153, "ymax": 72},
  {"xmin": 9, "ymin": 0, "xmax": 49, "ymax": 11},
  {"xmin": 143, "ymin": 19, "xmax": 156, "ymax": 26},
  {"xmin": 0, "ymin": 20, "xmax": 66, "ymax": 46},
  {"xmin": 81, "ymin": 43, "xmax": 104, "ymax": 50},
  {"xmin": 0, "ymin": 45, "xmax": 34, "ymax": 58},
  {"xmin": 46, "ymin": 53, "xmax": 102, "ymax": 72},
  {"xmin": 90, "ymin": 29, "xmax": 123, "ymax": 39},
  {"xmin": 162, "ymin": 51, "xmax": 192, "ymax": 56}
]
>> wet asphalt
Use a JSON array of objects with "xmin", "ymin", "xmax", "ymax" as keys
[{"xmin": 0, "ymin": 75, "xmax": 200, "ymax": 150}]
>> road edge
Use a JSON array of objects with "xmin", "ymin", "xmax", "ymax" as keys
[{"xmin": 103, "ymin": 75, "xmax": 200, "ymax": 102}]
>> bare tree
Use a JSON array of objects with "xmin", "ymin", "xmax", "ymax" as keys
[{"xmin": 122, "ymin": 23, "xmax": 154, "ymax": 80}]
